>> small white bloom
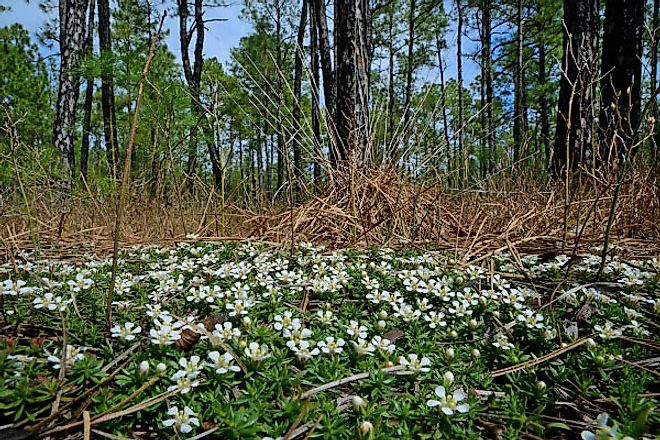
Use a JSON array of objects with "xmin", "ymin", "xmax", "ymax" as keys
[
  {"xmin": 423, "ymin": 311, "xmax": 447, "ymax": 329},
  {"xmin": 245, "ymin": 342, "xmax": 271, "ymax": 361},
  {"xmin": 168, "ymin": 370, "xmax": 200, "ymax": 394},
  {"xmin": 286, "ymin": 340, "xmax": 320, "ymax": 360},
  {"xmin": 398, "ymin": 353, "xmax": 431, "ymax": 373},
  {"xmin": 594, "ymin": 321, "xmax": 622, "ymax": 341},
  {"xmin": 345, "ymin": 320, "xmax": 368, "ymax": 339},
  {"xmin": 492, "ymin": 333, "xmax": 514, "ymax": 350},
  {"xmin": 371, "ymin": 336, "xmax": 395, "ymax": 355},
  {"xmin": 178, "ymin": 356, "xmax": 202, "ymax": 376},
  {"xmin": 517, "ymin": 309, "xmax": 545, "ymax": 329},
  {"xmin": 351, "ymin": 338, "xmax": 376, "ymax": 356},
  {"xmin": 2, "ymin": 279, "xmax": 32, "ymax": 296},
  {"xmin": 206, "ymin": 351, "xmax": 241, "ymax": 374},
  {"xmin": 212, "ymin": 321, "xmax": 241, "ymax": 342},
  {"xmin": 316, "ymin": 310, "xmax": 335, "ymax": 324},
  {"xmin": 427, "ymin": 385, "xmax": 470, "ymax": 415},
  {"xmin": 317, "ymin": 336, "xmax": 345, "ymax": 354},
  {"xmin": 162, "ymin": 406, "xmax": 200, "ymax": 434},
  {"xmin": 110, "ymin": 322, "xmax": 142, "ymax": 341},
  {"xmin": 46, "ymin": 345, "xmax": 86, "ymax": 370}
]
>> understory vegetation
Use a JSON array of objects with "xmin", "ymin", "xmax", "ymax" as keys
[{"xmin": 1, "ymin": 241, "xmax": 657, "ymax": 439}]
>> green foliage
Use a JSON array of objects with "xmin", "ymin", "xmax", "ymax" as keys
[{"xmin": 0, "ymin": 24, "xmax": 54, "ymax": 186}]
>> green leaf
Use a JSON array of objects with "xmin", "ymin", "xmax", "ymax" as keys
[{"xmin": 546, "ymin": 422, "xmax": 571, "ymax": 431}]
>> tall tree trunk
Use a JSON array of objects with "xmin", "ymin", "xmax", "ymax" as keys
[
  {"xmin": 538, "ymin": 43, "xmax": 551, "ymax": 166},
  {"xmin": 479, "ymin": 57, "xmax": 486, "ymax": 177},
  {"xmin": 313, "ymin": 0, "xmax": 335, "ymax": 164},
  {"xmin": 387, "ymin": 17, "xmax": 396, "ymax": 160},
  {"xmin": 310, "ymin": 0, "xmax": 322, "ymax": 186},
  {"xmin": 402, "ymin": 0, "xmax": 416, "ymax": 162},
  {"xmin": 335, "ymin": 0, "xmax": 370, "ymax": 163},
  {"xmin": 98, "ymin": 0, "xmax": 119, "ymax": 179},
  {"xmin": 270, "ymin": 133, "xmax": 276, "ymax": 194},
  {"xmin": 275, "ymin": 1, "xmax": 285, "ymax": 191},
  {"xmin": 456, "ymin": 0, "xmax": 465, "ymax": 182},
  {"xmin": 482, "ymin": 0, "xmax": 495, "ymax": 174},
  {"xmin": 54, "ymin": 0, "xmax": 88, "ymax": 180},
  {"xmin": 292, "ymin": 0, "xmax": 308, "ymax": 197},
  {"xmin": 179, "ymin": 0, "xmax": 223, "ymax": 190},
  {"xmin": 436, "ymin": 34, "xmax": 451, "ymax": 152},
  {"xmin": 652, "ymin": 0, "xmax": 659, "ymax": 100},
  {"xmin": 256, "ymin": 133, "xmax": 263, "ymax": 193},
  {"xmin": 552, "ymin": 0, "xmax": 599, "ymax": 177},
  {"xmin": 513, "ymin": 0, "xmax": 527, "ymax": 163},
  {"xmin": 599, "ymin": 0, "xmax": 645, "ymax": 165},
  {"xmin": 653, "ymin": 0, "xmax": 660, "ymax": 154},
  {"xmin": 80, "ymin": 0, "xmax": 95, "ymax": 182}
]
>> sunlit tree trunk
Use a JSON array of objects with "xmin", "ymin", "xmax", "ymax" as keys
[
  {"xmin": 178, "ymin": 0, "xmax": 223, "ymax": 191},
  {"xmin": 80, "ymin": 0, "xmax": 95, "ymax": 182},
  {"xmin": 335, "ymin": 0, "xmax": 370, "ymax": 163},
  {"xmin": 54, "ymin": 0, "xmax": 88, "ymax": 180},
  {"xmin": 552, "ymin": 0, "xmax": 599, "ymax": 177},
  {"xmin": 538, "ymin": 43, "xmax": 551, "ymax": 166},
  {"xmin": 513, "ymin": 0, "xmax": 527, "ymax": 163},
  {"xmin": 599, "ymin": 0, "xmax": 645, "ymax": 165},
  {"xmin": 310, "ymin": 0, "xmax": 322, "ymax": 186},
  {"xmin": 98, "ymin": 0, "xmax": 119, "ymax": 179},
  {"xmin": 292, "ymin": 0, "xmax": 308, "ymax": 197},
  {"xmin": 456, "ymin": 0, "xmax": 465, "ymax": 182},
  {"xmin": 436, "ymin": 34, "xmax": 451, "ymax": 152}
]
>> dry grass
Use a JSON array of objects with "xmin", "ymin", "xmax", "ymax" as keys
[{"xmin": 1, "ymin": 164, "xmax": 659, "ymax": 261}]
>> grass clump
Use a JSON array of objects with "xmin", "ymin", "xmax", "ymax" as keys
[{"xmin": 0, "ymin": 241, "xmax": 658, "ymax": 439}]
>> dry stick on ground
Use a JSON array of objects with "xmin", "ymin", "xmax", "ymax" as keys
[
  {"xmin": 28, "ymin": 354, "xmax": 132, "ymax": 432},
  {"xmin": 297, "ymin": 365, "xmax": 413, "ymax": 400},
  {"xmin": 91, "ymin": 372, "xmax": 166, "ymax": 422},
  {"xmin": 105, "ymin": 12, "xmax": 167, "ymax": 335},
  {"xmin": 83, "ymin": 411, "xmax": 91, "ymax": 440},
  {"xmin": 490, "ymin": 337, "xmax": 590, "ymax": 378},
  {"xmin": 42, "ymin": 389, "xmax": 180, "ymax": 436}
]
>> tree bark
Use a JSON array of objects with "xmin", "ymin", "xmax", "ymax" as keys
[
  {"xmin": 97, "ymin": 0, "xmax": 119, "ymax": 179},
  {"xmin": 652, "ymin": 0, "xmax": 659, "ymax": 101},
  {"xmin": 54, "ymin": 0, "xmax": 88, "ymax": 180},
  {"xmin": 292, "ymin": 0, "xmax": 308, "ymax": 197},
  {"xmin": 312, "ymin": 0, "xmax": 335, "ymax": 163},
  {"xmin": 513, "ymin": 0, "xmax": 527, "ymax": 163},
  {"xmin": 80, "ymin": 0, "xmax": 95, "ymax": 182},
  {"xmin": 310, "ymin": 0, "xmax": 322, "ymax": 186},
  {"xmin": 402, "ymin": 0, "xmax": 416, "ymax": 161},
  {"xmin": 599, "ymin": 0, "xmax": 645, "ymax": 165},
  {"xmin": 456, "ymin": 0, "xmax": 465, "ymax": 182},
  {"xmin": 482, "ymin": 0, "xmax": 495, "ymax": 174},
  {"xmin": 552, "ymin": 0, "xmax": 599, "ymax": 177},
  {"xmin": 387, "ymin": 17, "xmax": 396, "ymax": 159},
  {"xmin": 436, "ymin": 34, "xmax": 451, "ymax": 152},
  {"xmin": 335, "ymin": 0, "xmax": 370, "ymax": 164},
  {"xmin": 178, "ymin": 0, "xmax": 223, "ymax": 190},
  {"xmin": 538, "ymin": 43, "xmax": 551, "ymax": 166},
  {"xmin": 275, "ymin": 0, "xmax": 285, "ymax": 192},
  {"xmin": 653, "ymin": 0, "xmax": 660, "ymax": 153}
]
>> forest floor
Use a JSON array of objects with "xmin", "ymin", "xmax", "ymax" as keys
[{"xmin": 0, "ymin": 240, "xmax": 658, "ymax": 439}]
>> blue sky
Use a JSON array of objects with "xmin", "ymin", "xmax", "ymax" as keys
[{"xmin": 0, "ymin": 0, "xmax": 478, "ymax": 81}]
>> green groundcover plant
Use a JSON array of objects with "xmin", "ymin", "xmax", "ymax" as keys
[{"xmin": 0, "ymin": 241, "xmax": 657, "ymax": 439}]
